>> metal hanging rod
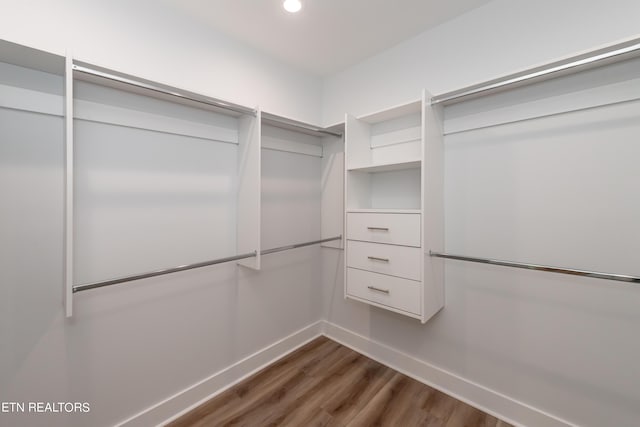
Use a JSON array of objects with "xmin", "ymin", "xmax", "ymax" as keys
[
  {"xmin": 72, "ymin": 252, "xmax": 257, "ymax": 293},
  {"xmin": 261, "ymin": 236, "xmax": 342, "ymax": 255},
  {"xmin": 430, "ymin": 251, "xmax": 640, "ymax": 284},
  {"xmin": 262, "ymin": 112, "xmax": 343, "ymax": 138},
  {"xmin": 72, "ymin": 63, "xmax": 256, "ymax": 116},
  {"xmin": 72, "ymin": 63, "xmax": 343, "ymax": 138},
  {"xmin": 73, "ymin": 235, "xmax": 342, "ymax": 293},
  {"xmin": 431, "ymin": 37, "xmax": 640, "ymax": 106},
  {"xmin": 443, "ymin": 96, "xmax": 640, "ymax": 136}
]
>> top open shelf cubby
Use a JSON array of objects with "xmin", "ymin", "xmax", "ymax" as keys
[{"xmin": 346, "ymin": 100, "xmax": 422, "ymax": 171}]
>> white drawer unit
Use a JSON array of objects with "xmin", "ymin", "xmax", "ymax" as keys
[
  {"xmin": 346, "ymin": 268, "xmax": 421, "ymax": 316},
  {"xmin": 346, "ymin": 212, "xmax": 421, "ymax": 247},
  {"xmin": 345, "ymin": 97, "xmax": 444, "ymax": 323},
  {"xmin": 347, "ymin": 240, "xmax": 421, "ymax": 281}
]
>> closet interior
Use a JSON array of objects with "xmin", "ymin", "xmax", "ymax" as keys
[
  {"xmin": 0, "ymin": 40, "xmax": 344, "ymax": 318},
  {"xmin": 2, "ymin": 31, "xmax": 640, "ymax": 427},
  {"xmin": 344, "ymin": 94, "xmax": 444, "ymax": 322},
  {"xmin": 4, "ymin": 36, "xmax": 639, "ymax": 320}
]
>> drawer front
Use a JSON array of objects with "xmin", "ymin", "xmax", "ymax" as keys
[
  {"xmin": 346, "ymin": 213, "xmax": 421, "ymax": 247},
  {"xmin": 347, "ymin": 240, "xmax": 421, "ymax": 281},
  {"xmin": 346, "ymin": 268, "xmax": 421, "ymax": 315}
]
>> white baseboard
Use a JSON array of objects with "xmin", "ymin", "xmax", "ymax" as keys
[
  {"xmin": 322, "ymin": 321, "xmax": 575, "ymax": 427},
  {"xmin": 116, "ymin": 321, "xmax": 324, "ymax": 427},
  {"xmin": 116, "ymin": 319, "xmax": 574, "ymax": 427}
]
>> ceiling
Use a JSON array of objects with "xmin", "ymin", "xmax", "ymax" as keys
[{"xmin": 160, "ymin": 0, "xmax": 493, "ymax": 76}]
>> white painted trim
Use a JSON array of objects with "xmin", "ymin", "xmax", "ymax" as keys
[
  {"xmin": 115, "ymin": 319, "xmax": 577, "ymax": 427},
  {"xmin": 63, "ymin": 52, "xmax": 74, "ymax": 318},
  {"xmin": 261, "ymin": 137, "xmax": 323, "ymax": 157},
  {"xmin": 370, "ymin": 125, "xmax": 420, "ymax": 148},
  {"xmin": 443, "ymin": 77, "xmax": 640, "ymax": 136},
  {"xmin": 322, "ymin": 321, "xmax": 576, "ymax": 427},
  {"xmin": 359, "ymin": 99, "xmax": 422, "ymax": 123},
  {"xmin": 116, "ymin": 321, "xmax": 324, "ymax": 427},
  {"xmin": 74, "ymin": 99, "xmax": 238, "ymax": 144},
  {"xmin": 0, "ymin": 84, "xmax": 63, "ymax": 116},
  {"xmin": 236, "ymin": 110, "xmax": 261, "ymax": 270}
]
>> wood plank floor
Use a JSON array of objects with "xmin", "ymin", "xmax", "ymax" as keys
[{"xmin": 168, "ymin": 337, "xmax": 513, "ymax": 427}]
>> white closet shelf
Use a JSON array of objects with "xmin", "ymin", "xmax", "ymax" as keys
[
  {"xmin": 345, "ymin": 90, "xmax": 443, "ymax": 323},
  {"xmin": 359, "ymin": 100, "xmax": 422, "ymax": 123},
  {"xmin": 347, "ymin": 159, "xmax": 421, "ymax": 173},
  {"xmin": 0, "ymin": 39, "xmax": 64, "ymax": 75}
]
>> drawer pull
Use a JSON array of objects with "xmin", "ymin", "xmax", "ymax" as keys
[
  {"xmin": 367, "ymin": 227, "xmax": 389, "ymax": 231},
  {"xmin": 367, "ymin": 286, "xmax": 390, "ymax": 294},
  {"xmin": 367, "ymin": 256, "xmax": 390, "ymax": 262}
]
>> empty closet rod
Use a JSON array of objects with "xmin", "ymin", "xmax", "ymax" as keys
[
  {"xmin": 72, "ymin": 64, "xmax": 342, "ymax": 137},
  {"xmin": 430, "ymin": 252, "xmax": 640, "ymax": 284},
  {"xmin": 443, "ymin": 96, "xmax": 640, "ymax": 136},
  {"xmin": 261, "ymin": 236, "xmax": 342, "ymax": 255},
  {"xmin": 431, "ymin": 37, "xmax": 640, "ymax": 106},
  {"xmin": 72, "ymin": 236, "xmax": 342, "ymax": 293},
  {"xmin": 72, "ymin": 64, "xmax": 256, "ymax": 116},
  {"xmin": 262, "ymin": 113, "xmax": 343, "ymax": 138}
]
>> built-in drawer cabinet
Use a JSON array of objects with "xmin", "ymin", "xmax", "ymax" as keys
[
  {"xmin": 345, "ymin": 98, "xmax": 444, "ymax": 323},
  {"xmin": 347, "ymin": 240, "xmax": 421, "ymax": 281},
  {"xmin": 346, "ymin": 268, "xmax": 421, "ymax": 315},
  {"xmin": 346, "ymin": 212, "xmax": 421, "ymax": 247}
]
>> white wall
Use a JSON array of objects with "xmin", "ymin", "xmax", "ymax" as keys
[
  {"xmin": 3, "ymin": 0, "xmax": 640, "ymax": 425},
  {"xmin": 0, "ymin": 57, "xmax": 324, "ymax": 427},
  {"xmin": 0, "ymin": 115, "xmax": 325, "ymax": 427},
  {"xmin": 0, "ymin": 0, "xmax": 327, "ymax": 424},
  {"xmin": 0, "ymin": 0, "xmax": 322, "ymax": 124},
  {"xmin": 0, "ymin": 3, "xmax": 324, "ymax": 423},
  {"xmin": 322, "ymin": 0, "xmax": 640, "ymax": 125},
  {"xmin": 322, "ymin": 1, "xmax": 640, "ymax": 426}
]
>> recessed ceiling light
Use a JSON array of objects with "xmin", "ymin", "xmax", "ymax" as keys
[{"xmin": 283, "ymin": 0, "xmax": 302, "ymax": 13}]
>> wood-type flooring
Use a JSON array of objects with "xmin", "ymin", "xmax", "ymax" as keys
[{"xmin": 168, "ymin": 336, "xmax": 513, "ymax": 427}]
